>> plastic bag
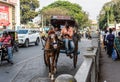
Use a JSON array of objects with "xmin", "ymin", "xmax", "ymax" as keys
[{"xmin": 112, "ymin": 48, "xmax": 118, "ymax": 60}]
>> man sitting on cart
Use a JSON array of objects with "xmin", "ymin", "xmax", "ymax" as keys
[
  {"xmin": 48, "ymin": 26, "xmax": 60, "ymax": 35},
  {"xmin": 61, "ymin": 22, "xmax": 75, "ymax": 56}
]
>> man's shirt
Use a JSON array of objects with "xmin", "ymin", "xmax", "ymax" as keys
[{"xmin": 3, "ymin": 35, "xmax": 12, "ymax": 47}]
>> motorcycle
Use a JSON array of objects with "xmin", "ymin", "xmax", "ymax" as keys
[{"xmin": 0, "ymin": 44, "xmax": 9, "ymax": 64}]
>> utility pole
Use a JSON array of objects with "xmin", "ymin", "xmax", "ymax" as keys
[
  {"xmin": 15, "ymin": 0, "xmax": 20, "ymax": 30},
  {"xmin": 114, "ymin": 21, "xmax": 117, "ymax": 36},
  {"xmin": 107, "ymin": 10, "xmax": 109, "ymax": 28},
  {"xmin": 41, "ymin": 15, "xmax": 44, "ymax": 31}
]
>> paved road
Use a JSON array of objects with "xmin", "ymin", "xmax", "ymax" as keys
[{"xmin": 0, "ymin": 38, "xmax": 92, "ymax": 82}]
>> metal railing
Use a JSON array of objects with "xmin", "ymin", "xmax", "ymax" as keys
[{"xmin": 75, "ymin": 32, "xmax": 100, "ymax": 82}]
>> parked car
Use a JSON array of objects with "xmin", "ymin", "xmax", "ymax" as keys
[{"xmin": 17, "ymin": 29, "xmax": 40, "ymax": 47}]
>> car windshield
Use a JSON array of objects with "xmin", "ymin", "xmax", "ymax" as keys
[{"xmin": 17, "ymin": 30, "xmax": 28, "ymax": 34}]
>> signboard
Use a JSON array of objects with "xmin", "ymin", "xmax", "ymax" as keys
[
  {"xmin": 116, "ymin": 23, "xmax": 120, "ymax": 30},
  {"xmin": 8, "ymin": 0, "xmax": 17, "ymax": 4},
  {"xmin": 0, "ymin": 4, "xmax": 9, "ymax": 26},
  {"xmin": 0, "ymin": 0, "xmax": 8, "ymax": 2},
  {"xmin": 108, "ymin": 24, "xmax": 115, "ymax": 28}
]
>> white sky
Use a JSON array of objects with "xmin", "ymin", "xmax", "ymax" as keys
[{"xmin": 40, "ymin": 0, "xmax": 111, "ymax": 20}]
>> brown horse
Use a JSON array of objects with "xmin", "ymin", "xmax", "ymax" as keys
[{"xmin": 44, "ymin": 33, "xmax": 60, "ymax": 80}]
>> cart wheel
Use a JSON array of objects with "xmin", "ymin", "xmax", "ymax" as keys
[
  {"xmin": 73, "ymin": 41, "xmax": 78, "ymax": 68},
  {"xmin": 44, "ymin": 51, "xmax": 48, "ymax": 66},
  {"xmin": 73, "ymin": 54, "xmax": 78, "ymax": 68}
]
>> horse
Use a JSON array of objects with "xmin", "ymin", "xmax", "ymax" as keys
[{"xmin": 44, "ymin": 32, "xmax": 60, "ymax": 80}]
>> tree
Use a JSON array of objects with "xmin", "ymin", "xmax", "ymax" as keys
[
  {"xmin": 39, "ymin": 1, "xmax": 90, "ymax": 29},
  {"xmin": 98, "ymin": 1, "xmax": 115, "ymax": 30},
  {"xmin": 40, "ymin": 7, "xmax": 69, "ymax": 25},
  {"xmin": 20, "ymin": 0, "xmax": 39, "ymax": 24},
  {"xmin": 113, "ymin": 1, "xmax": 120, "ymax": 23}
]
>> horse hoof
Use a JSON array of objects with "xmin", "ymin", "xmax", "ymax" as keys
[
  {"xmin": 51, "ymin": 74, "xmax": 54, "ymax": 80},
  {"xmin": 49, "ymin": 73, "xmax": 51, "ymax": 78}
]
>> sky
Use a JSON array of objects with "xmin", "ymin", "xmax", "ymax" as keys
[{"xmin": 40, "ymin": 0, "xmax": 111, "ymax": 20}]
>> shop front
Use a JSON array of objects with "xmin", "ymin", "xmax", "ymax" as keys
[{"xmin": 0, "ymin": 0, "xmax": 16, "ymax": 30}]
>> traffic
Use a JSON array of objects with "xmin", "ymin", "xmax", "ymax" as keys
[{"xmin": 0, "ymin": 0, "xmax": 116, "ymax": 81}]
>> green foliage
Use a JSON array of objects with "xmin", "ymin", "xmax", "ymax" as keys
[
  {"xmin": 40, "ymin": 7, "xmax": 69, "ymax": 25},
  {"xmin": 20, "ymin": 0, "xmax": 39, "ymax": 24},
  {"xmin": 40, "ymin": 1, "xmax": 90, "ymax": 29},
  {"xmin": 113, "ymin": 1, "xmax": 120, "ymax": 23},
  {"xmin": 98, "ymin": 1, "xmax": 115, "ymax": 30}
]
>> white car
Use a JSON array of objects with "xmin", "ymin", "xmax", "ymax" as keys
[{"xmin": 17, "ymin": 29, "xmax": 40, "ymax": 47}]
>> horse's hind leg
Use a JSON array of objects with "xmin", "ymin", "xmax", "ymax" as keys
[
  {"xmin": 56, "ymin": 51, "xmax": 59, "ymax": 64},
  {"xmin": 54, "ymin": 52, "xmax": 59, "ymax": 73}
]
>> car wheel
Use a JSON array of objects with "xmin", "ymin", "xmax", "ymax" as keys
[
  {"xmin": 24, "ymin": 39, "xmax": 29, "ymax": 47},
  {"xmin": 35, "ymin": 38, "xmax": 40, "ymax": 45}
]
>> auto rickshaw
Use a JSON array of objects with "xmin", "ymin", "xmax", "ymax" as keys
[{"xmin": 2, "ymin": 29, "xmax": 19, "ymax": 53}]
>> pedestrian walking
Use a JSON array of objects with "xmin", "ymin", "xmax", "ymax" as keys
[
  {"xmin": 106, "ymin": 28, "xmax": 115, "ymax": 57},
  {"xmin": 40, "ymin": 31, "xmax": 46, "ymax": 49},
  {"xmin": 114, "ymin": 32, "xmax": 120, "ymax": 58},
  {"xmin": 103, "ymin": 30, "xmax": 108, "ymax": 51}
]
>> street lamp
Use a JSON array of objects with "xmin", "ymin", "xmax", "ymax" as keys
[
  {"xmin": 13, "ymin": 23, "xmax": 16, "ymax": 30},
  {"xmin": 107, "ymin": 10, "xmax": 109, "ymax": 27},
  {"xmin": 41, "ymin": 15, "xmax": 44, "ymax": 31}
]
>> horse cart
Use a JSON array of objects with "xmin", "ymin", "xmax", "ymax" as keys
[{"xmin": 43, "ymin": 15, "xmax": 79, "ymax": 80}]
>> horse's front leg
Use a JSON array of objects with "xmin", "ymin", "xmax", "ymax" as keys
[
  {"xmin": 50, "ymin": 55, "xmax": 56, "ymax": 80},
  {"xmin": 48, "ymin": 55, "xmax": 52, "ymax": 78}
]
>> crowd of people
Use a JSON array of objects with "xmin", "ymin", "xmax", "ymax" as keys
[{"xmin": 102, "ymin": 28, "xmax": 120, "ymax": 59}]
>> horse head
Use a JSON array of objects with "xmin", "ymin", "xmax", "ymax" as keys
[{"xmin": 48, "ymin": 33, "xmax": 58, "ymax": 49}]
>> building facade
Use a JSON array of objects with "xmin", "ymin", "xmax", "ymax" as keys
[{"xmin": 0, "ymin": 0, "xmax": 20, "ymax": 30}]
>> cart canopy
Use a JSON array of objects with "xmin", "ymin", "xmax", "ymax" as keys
[{"xmin": 50, "ymin": 16, "xmax": 77, "ymax": 28}]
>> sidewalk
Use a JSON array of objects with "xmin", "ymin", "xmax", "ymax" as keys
[{"xmin": 99, "ymin": 47, "xmax": 120, "ymax": 82}]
